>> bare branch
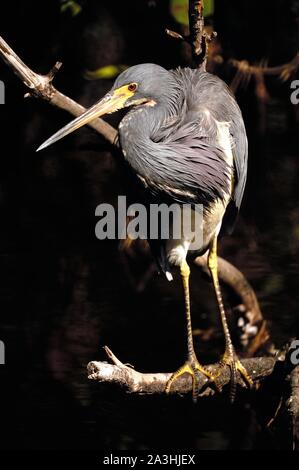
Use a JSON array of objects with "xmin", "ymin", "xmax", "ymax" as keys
[
  {"xmin": 188, "ymin": 0, "xmax": 205, "ymax": 58},
  {"xmin": 0, "ymin": 36, "xmax": 118, "ymax": 145},
  {"xmin": 166, "ymin": 0, "xmax": 216, "ymax": 68},
  {"xmin": 87, "ymin": 346, "xmax": 275, "ymax": 396},
  {"xmin": 228, "ymin": 52, "xmax": 299, "ymax": 82},
  {"xmin": 188, "ymin": 0, "xmax": 216, "ymax": 66}
]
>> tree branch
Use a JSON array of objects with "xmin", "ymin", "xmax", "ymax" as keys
[
  {"xmin": 0, "ymin": 36, "xmax": 117, "ymax": 145},
  {"xmin": 229, "ymin": 53, "xmax": 299, "ymax": 82},
  {"xmin": 166, "ymin": 0, "xmax": 216, "ymax": 68},
  {"xmin": 188, "ymin": 0, "xmax": 216, "ymax": 66},
  {"xmin": 87, "ymin": 346, "xmax": 275, "ymax": 396},
  {"xmin": 188, "ymin": 0, "xmax": 205, "ymax": 60}
]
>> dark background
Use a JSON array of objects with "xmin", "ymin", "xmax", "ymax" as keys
[{"xmin": 0, "ymin": 0, "xmax": 299, "ymax": 451}]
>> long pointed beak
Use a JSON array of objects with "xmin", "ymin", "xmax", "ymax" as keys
[{"xmin": 36, "ymin": 91, "xmax": 126, "ymax": 152}]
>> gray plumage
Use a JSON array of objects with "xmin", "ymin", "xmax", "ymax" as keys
[{"xmin": 115, "ymin": 64, "xmax": 247, "ymax": 230}]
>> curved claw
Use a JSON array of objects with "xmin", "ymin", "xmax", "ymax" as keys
[
  {"xmin": 165, "ymin": 360, "xmax": 216, "ymax": 402},
  {"xmin": 215, "ymin": 351, "xmax": 253, "ymax": 403}
]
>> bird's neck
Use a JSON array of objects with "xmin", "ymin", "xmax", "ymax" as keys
[{"xmin": 118, "ymin": 97, "xmax": 182, "ymax": 183}]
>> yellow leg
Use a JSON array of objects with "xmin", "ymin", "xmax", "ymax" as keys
[
  {"xmin": 208, "ymin": 236, "xmax": 253, "ymax": 402},
  {"xmin": 165, "ymin": 259, "xmax": 215, "ymax": 402}
]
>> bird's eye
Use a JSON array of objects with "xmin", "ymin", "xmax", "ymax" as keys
[{"xmin": 128, "ymin": 83, "xmax": 137, "ymax": 92}]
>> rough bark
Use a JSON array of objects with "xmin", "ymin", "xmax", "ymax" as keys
[{"xmin": 87, "ymin": 346, "xmax": 275, "ymax": 397}]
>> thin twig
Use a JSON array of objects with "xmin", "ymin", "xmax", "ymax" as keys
[
  {"xmin": 0, "ymin": 36, "xmax": 117, "ymax": 145},
  {"xmin": 228, "ymin": 53, "xmax": 299, "ymax": 82},
  {"xmin": 165, "ymin": 29, "xmax": 185, "ymax": 41}
]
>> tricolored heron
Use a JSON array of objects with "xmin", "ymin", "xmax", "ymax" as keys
[{"xmin": 37, "ymin": 63, "xmax": 252, "ymax": 401}]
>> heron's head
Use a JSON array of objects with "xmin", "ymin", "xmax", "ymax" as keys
[{"xmin": 37, "ymin": 64, "xmax": 175, "ymax": 151}]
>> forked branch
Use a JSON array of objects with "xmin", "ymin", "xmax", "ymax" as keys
[
  {"xmin": 166, "ymin": 0, "xmax": 216, "ymax": 68},
  {"xmin": 0, "ymin": 36, "xmax": 117, "ymax": 145}
]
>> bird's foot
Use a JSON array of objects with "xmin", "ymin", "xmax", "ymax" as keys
[
  {"xmin": 165, "ymin": 356, "xmax": 216, "ymax": 402},
  {"xmin": 215, "ymin": 348, "xmax": 253, "ymax": 403}
]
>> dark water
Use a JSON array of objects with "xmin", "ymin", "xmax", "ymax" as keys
[{"xmin": 0, "ymin": 0, "xmax": 299, "ymax": 452}]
